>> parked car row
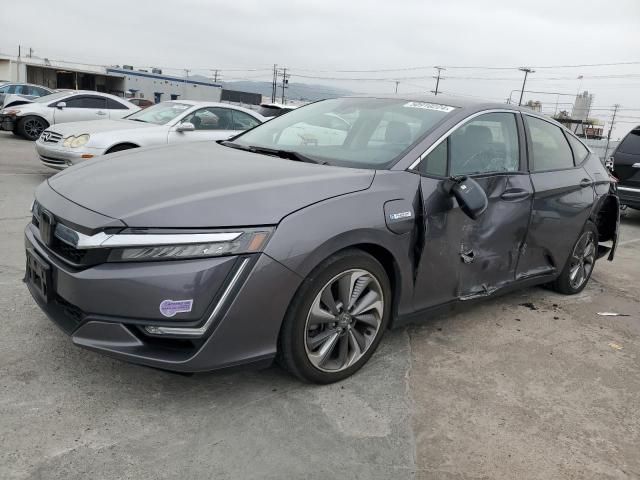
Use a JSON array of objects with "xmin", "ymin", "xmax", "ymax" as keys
[
  {"xmin": 35, "ymin": 100, "xmax": 265, "ymax": 169},
  {"xmin": 23, "ymin": 94, "xmax": 620, "ymax": 383}
]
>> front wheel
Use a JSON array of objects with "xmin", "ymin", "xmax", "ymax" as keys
[
  {"xmin": 278, "ymin": 250, "xmax": 392, "ymax": 383},
  {"xmin": 552, "ymin": 222, "xmax": 598, "ymax": 295},
  {"xmin": 16, "ymin": 116, "xmax": 49, "ymax": 141}
]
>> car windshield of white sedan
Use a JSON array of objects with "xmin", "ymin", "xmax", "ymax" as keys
[
  {"xmin": 125, "ymin": 102, "xmax": 191, "ymax": 125},
  {"xmin": 232, "ymin": 98, "xmax": 456, "ymax": 168}
]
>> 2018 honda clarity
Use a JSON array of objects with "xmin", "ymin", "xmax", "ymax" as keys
[{"xmin": 25, "ymin": 95, "xmax": 619, "ymax": 383}]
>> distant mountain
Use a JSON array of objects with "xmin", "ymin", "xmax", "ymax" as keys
[{"xmin": 220, "ymin": 80, "xmax": 351, "ymax": 102}]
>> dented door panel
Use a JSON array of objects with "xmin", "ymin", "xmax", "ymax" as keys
[
  {"xmin": 515, "ymin": 167, "xmax": 594, "ymax": 279},
  {"xmin": 413, "ymin": 173, "xmax": 532, "ymax": 310}
]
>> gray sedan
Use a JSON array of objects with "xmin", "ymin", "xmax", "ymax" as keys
[
  {"xmin": 25, "ymin": 95, "xmax": 619, "ymax": 383},
  {"xmin": 35, "ymin": 101, "xmax": 265, "ymax": 169}
]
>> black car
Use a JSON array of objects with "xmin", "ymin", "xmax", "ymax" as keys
[
  {"xmin": 611, "ymin": 126, "xmax": 640, "ymax": 209},
  {"xmin": 25, "ymin": 95, "xmax": 620, "ymax": 383}
]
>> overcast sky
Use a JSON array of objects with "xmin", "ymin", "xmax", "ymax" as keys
[{"xmin": 2, "ymin": 0, "xmax": 639, "ymax": 137}]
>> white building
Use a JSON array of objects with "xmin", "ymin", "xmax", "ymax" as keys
[
  {"xmin": 572, "ymin": 91, "xmax": 593, "ymax": 122},
  {"xmin": 0, "ymin": 53, "xmax": 222, "ymax": 103}
]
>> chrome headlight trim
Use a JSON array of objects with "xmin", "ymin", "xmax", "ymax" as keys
[{"xmin": 54, "ymin": 224, "xmax": 244, "ymax": 249}]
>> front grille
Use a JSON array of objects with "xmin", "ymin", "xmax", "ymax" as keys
[
  {"xmin": 31, "ymin": 202, "xmax": 109, "ymax": 268},
  {"xmin": 41, "ymin": 131, "xmax": 63, "ymax": 144},
  {"xmin": 51, "ymin": 236, "xmax": 88, "ymax": 264}
]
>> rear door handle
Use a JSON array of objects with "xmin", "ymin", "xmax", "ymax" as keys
[
  {"xmin": 501, "ymin": 188, "xmax": 530, "ymax": 201},
  {"xmin": 580, "ymin": 178, "xmax": 592, "ymax": 187},
  {"xmin": 96, "ymin": 111, "xmax": 107, "ymax": 116}
]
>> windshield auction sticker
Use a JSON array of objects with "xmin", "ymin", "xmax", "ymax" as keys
[{"xmin": 403, "ymin": 102, "xmax": 456, "ymax": 112}]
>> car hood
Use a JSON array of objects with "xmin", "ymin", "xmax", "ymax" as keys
[
  {"xmin": 48, "ymin": 119, "xmax": 157, "ymax": 135},
  {"xmin": 47, "ymin": 142, "xmax": 375, "ymax": 227}
]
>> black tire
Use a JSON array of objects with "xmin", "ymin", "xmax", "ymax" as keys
[
  {"xmin": 552, "ymin": 221, "xmax": 598, "ymax": 295},
  {"xmin": 278, "ymin": 249, "xmax": 392, "ymax": 384},
  {"xmin": 16, "ymin": 116, "xmax": 49, "ymax": 141},
  {"xmin": 105, "ymin": 143, "xmax": 137, "ymax": 154}
]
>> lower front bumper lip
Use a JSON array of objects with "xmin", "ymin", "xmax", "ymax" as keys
[{"xmin": 35, "ymin": 142, "xmax": 105, "ymax": 169}]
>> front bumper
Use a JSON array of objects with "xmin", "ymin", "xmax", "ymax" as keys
[
  {"xmin": 618, "ymin": 185, "xmax": 640, "ymax": 209},
  {"xmin": 0, "ymin": 114, "xmax": 16, "ymax": 131},
  {"xmin": 35, "ymin": 140, "xmax": 105, "ymax": 170},
  {"xmin": 24, "ymin": 223, "xmax": 301, "ymax": 373}
]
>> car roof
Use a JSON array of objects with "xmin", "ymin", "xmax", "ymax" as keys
[
  {"xmin": 164, "ymin": 100, "xmax": 265, "ymax": 118},
  {"xmin": 0, "ymin": 82, "xmax": 54, "ymax": 90},
  {"xmin": 259, "ymin": 103, "xmax": 298, "ymax": 109}
]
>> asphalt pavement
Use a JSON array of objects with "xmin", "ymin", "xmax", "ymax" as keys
[{"xmin": 1, "ymin": 131, "xmax": 639, "ymax": 479}]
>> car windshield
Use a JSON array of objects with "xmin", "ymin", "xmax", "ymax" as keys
[
  {"xmin": 33, "ymin": 91, "xmax": 71, "ymax": 103},
  {"xmin": 232, "ymin": 97, "xmax": 456, "ymax": 169},
  {"xmin": 125, "ymin": 102, "xmax": 191, "ymax": 125}
]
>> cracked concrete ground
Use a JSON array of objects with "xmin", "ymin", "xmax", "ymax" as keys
[{"xmin": 1, "ymin": 132, "xmax": 639, "ymax": 479}]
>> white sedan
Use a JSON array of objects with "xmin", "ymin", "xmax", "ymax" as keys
[
  {"xmin": 35, "ymin": 101, "xmax": 265, "ymax": 170},
  {"xmin": 0, "ymin": 90, "xmax": 140, "ymax": 140}
]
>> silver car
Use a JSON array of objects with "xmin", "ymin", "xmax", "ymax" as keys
[
  {"xmin": 0, "ymin": 82, "xmax": 54, "ymax": 108},
  {"xmin": 0, "ymin": 90, "xmax": 140, "ymax": 140},
  {"xmin": 35, "ymin": 101, "xmax": 265, "ymax": 170}
]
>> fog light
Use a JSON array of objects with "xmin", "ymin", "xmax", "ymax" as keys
[
  {"xmin": 66, "ymin": 161, "xmax": 73, "ymax": 166},
  {"xmin": 145, "ymin": 326, "xmax": 163, "ymax": 335}
]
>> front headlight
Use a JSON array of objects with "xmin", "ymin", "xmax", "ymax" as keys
[
  {"xmin": 68, "ymin": 134, "xmax": 90, "ymax": 148},
  {"xmin": 106, "ymin": 228, "xmax": 274, "ymax": 262},
  {"xmin": 2, "ymin": 108, "xmax": 20, "ymax": 116}
]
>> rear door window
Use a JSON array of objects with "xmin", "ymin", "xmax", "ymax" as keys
[
  {"xmin": 526, "ymin": 116, "xmax": 575, "ymax": 171},
  {"xmin": 105, "ymin": 98, "xmax": 128, "ymax": 110},
  {"xmin": 618, "ymin": 129, "xmax": 640, "ymax": 154}
]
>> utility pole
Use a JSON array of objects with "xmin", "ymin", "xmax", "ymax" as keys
[
  {"xmin": 433, "ymin": 66, "xmax": 445, "ymax": 95},
  {"xmin": 518, "ymin": 67, "xmax": 534, "ymax": 106},
  {"xmin": 603, "ymin": 104, "xmax": 620, "ymax": 162},
  {"xmin": 281, "ymin": 68, "xmax": 289, "ymax": 105},
  {"xmin": 394, "ymin": 81, "xmax": 399, "ymax": 94},
  {"xmin": 211, "ymin": 69, "xmax": 220, "ymax": 83},
  {"xmin": 271, "ymin": 64, "xmax": 278, "ymax": 103},
  {"xmin": 17, "ymin": 45, "xmax": 21, "ymax": 82}
]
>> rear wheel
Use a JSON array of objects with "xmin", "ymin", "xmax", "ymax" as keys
[
  {"xmin": 278, "ymin": 250, "xmax": 391, "ymax": 383},
  {"xmin": 552, "ymin": 222, "xmax": 598, "ymax": 295},
  {"xmin": 16, "ymin": 116, "xmax": 48, "ymax": 141}
]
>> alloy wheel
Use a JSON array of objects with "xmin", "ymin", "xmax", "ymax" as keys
[
  {"xmin": 24, "ymin": 119, "xmax": 45, "ymax": 139},
  {"xmin": 304, "ymin": 269, "xmax": 384, "ymax": 372},
  {"xmin": 569, "ymin": 231, "xmax": 596, "ymax": 290}
]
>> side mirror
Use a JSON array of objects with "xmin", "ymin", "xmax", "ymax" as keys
[
  {"xmin": 56, "ymin": 101, "xmax": 66, "ymax": 109},
  {"xmin": 448, "ymin": 176, "xmax": 488, "ymax": 220},
  {"xmin": 176, "ymin": 122, "xmax": 195, "ymax": 132}
]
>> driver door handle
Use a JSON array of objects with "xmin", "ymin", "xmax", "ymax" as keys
[
  {"xmin": 96, "ymin": 111, "xmax": 107, "ymax": 116},
  {"xmin": 501, "ymin": 188, "xmax": 530, "ymax": 201}
]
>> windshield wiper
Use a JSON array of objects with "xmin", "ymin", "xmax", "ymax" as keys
[
  {"xmin": 130, "ymin": 118, "xmax": 148, "ymax": 123},
  {"xmin": 248, "ymin": 146, "xmax": 323, "ymax": 164},
  {"xmin": 218, "ymin": 140, "xmax": 255, "ymax": 152},
  {"xmin": 219, "ymin": 141, "xmax": 326, "ymax": 165}
]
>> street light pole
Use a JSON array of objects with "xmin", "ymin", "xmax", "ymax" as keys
[
  {"xmin": 433, "ymin": 66, "xmax": 445, "ymax": 95},
  {"xmin": 518, "ymin": 67, "xmax": 534, "ymax": 106}
]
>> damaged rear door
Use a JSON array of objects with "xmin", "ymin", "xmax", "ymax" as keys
[{"xmin": 412, "ymin": 110, "xmax": 533, "ymax": 309}]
